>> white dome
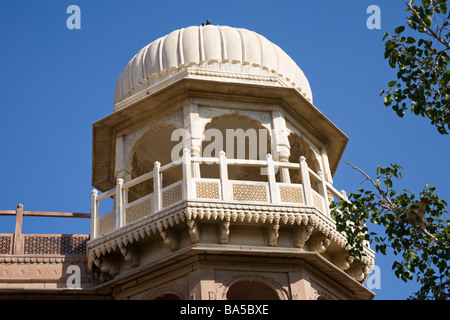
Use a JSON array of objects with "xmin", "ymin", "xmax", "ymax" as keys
[{"xmin": 113, "ymin": 25, "xmax": 313, "ymax": 109}]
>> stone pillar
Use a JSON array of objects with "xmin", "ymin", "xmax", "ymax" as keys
[
  {"xmin": 271, "ymin": 111, "xmax": 291, "ymax": 183},
  {"xmin": 115, "ymin": 135, "xmax": 131, "ymax": 182},
  {"xmin": 184, "ymin": 103, "xmax": 202, "ymax": 178},
  {"xmin": 320, "ymin": 147, "xmax": 333, "ymax": 184},
  {"xmin": 115, "ymin": 135, "xmax": 131, "ymax": 213}
]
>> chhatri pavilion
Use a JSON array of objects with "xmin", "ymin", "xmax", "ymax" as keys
[{"xmin": 0, "ymin": 23, "xmax": 375, "ymax": 300}]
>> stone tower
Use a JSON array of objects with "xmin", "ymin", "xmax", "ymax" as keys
[{"xmin": 87, "ymin": 24, "xmax": 375, "ymax": 300}]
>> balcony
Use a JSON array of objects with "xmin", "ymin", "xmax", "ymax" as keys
[
  {"xmin": 87, "ymin": 148, "xmax": 375, "ymax": 286},
  {"xmin": 90, "ymin": 149, "xmax": 348, "ymax": 239}
]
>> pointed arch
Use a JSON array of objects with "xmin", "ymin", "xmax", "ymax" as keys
[
  {"xmin": 226, "ymin": 279, "xmax": 280, "ymax": 300},
  {"xmin": 288, "ymin": 132, "xmax": 322, "ymax": 192},
  {"xmin": 127, "ymin": 123, "xmax": 182, "ymax": 201},
  {"xmin": 201, "ymin": 114, "xmax": 272, "ymax": 181}
]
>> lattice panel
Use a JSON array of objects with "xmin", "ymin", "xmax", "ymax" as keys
[
  {"xmin": 0, "ymin": 235, "xmax": 12, "ymax": 254},
  {"xmin": 312, "ymin": 191, "xmax": 324, "ymax": 213},
  {"xmin": 126, "ymin": 197, "xmax": 152, "ymax": 224},
  {"xmin": 196, "ymin": 181, "xmax": 220, "ymax": 200},
  {"xmin": 23, "ymin": 235, "xmax": 89, "ymax": 255},
  {"xmin": 279, "ymin": 185, "xmax": 303, "ymax": 204},
  {"xmin": 163, "ymin": 184, "xmax": 182, "ymax": 208},
  {"xmin": 232, "ymin": 183, "xmax": 268, "ymax": 202},
  {"xmin": 99, "ymin": 214, "xmax": 114, "ymax": 235}
]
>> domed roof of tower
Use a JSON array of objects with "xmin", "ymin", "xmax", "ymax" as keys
[{"xmin": 113, "ymin": 24, "xmax": 313, "ymax": 110}]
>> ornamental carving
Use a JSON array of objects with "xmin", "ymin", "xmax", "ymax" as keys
[{"xmin": 86, "ymin": 200, "xmax": 375, "ymax": 284}]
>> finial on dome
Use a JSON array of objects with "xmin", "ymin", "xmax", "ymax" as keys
[{"xmin": 202, "ymin": 19, "xmax": 211, "ymax": 26}]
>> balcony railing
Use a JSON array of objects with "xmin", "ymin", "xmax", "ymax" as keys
[
  {"xmin": 91, "ymin": 149, "xmax": 348, "ymax": 239},
  {"xmin": 0, "ymin": 205, "xmax": 90, "ymax": 255}
]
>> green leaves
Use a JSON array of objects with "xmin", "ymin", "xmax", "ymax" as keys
[
  {"xmin": 381, "ymin": 0, "xmax": 450, "ymax": 134},
  {"xmin": 339, "ymin": 0, "xmax": 450, "ymax": 299},
  {"xmin": 395, "ymin": 26, "xmax": 406, "ymax": 34},
  {"xmin": 387, "ymin": 80, "xmax": 397, "ymax": 87},
  {"xmin": 331, "ymin": 162, "xmax": 450, "ymax": 299}
]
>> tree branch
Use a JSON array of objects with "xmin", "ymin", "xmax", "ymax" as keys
[
  {"xmin": 345, "ymin": 161, "xmax": 446, "ymax": 247},
  {"xmin": 407, "ymin": 0, "xmax": 450, "ymax": 50},
  {"xmin": 344, "ymin": 160, "xmax": 394, "ymax": 208}
]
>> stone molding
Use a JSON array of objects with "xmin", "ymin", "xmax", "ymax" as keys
[
  {"xmin": 0, "ymin": 254, "xmax": 90, "ymax": 289},
  {"xmin": 87, "ymin": 200, "xmax": 375, "ymax": 283},
  {"xmin": 114, "ymin": 67, "xmax": 288, "ymax": 113}
]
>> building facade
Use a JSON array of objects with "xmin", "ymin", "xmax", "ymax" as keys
[{"xmin": 0, "ymin": 24, "xmax": 375, "ymax": 300}]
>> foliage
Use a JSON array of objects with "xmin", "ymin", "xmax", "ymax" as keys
[
  {"xmin": 381, "ymin": 0, "xmax": 450, "ymax": 134},
  {"xmin": 332, "ymin": 0, "xmax": 450, "ymax": 300},
  {"xmin": 331, "ymin": 163, "xmax": 450, "ymax": 299}
]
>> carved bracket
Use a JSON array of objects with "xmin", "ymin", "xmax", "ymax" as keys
[
  {"xmin": 187, "ymin": 218, "xmax": 200, "ymax": 243},
  {"xmin": 267, "ymin": 222, "xmax": 280, "ymax": 247},
  {"xmin": 95, "ymin": 254, "xmax": 120, "ymax": 282},
  {"xmin": 308, "ymin": 234, "xmax": 330, "ymax": 253},
  {"xmin": 346, "ymin": 262, "xmax": 372, "ymax": 282},
  {"xmin": 218, "ymin": 219, "xmax": 230, "ymax": 244},
  {"xmin": 120, "ymin": 245, "xmax": 140, "ymax": 267},
  {"xmin": 333, "ymin": 252, "xmax": 355, "ymax": 271},
  {"xmin": 293, "ymin": 223, "xmax": 313, "ymax": 248},
  {"xmin": 158, "ymin": 227, "xmax": 180, "ymax": 251}
]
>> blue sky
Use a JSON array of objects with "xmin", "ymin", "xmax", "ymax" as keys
[{"xmin": 0, "ymin": 1, "xmax": 449, "ymax": 300}]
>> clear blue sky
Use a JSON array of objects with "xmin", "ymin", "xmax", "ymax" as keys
[{"xmin": 1, "ymin": 1, "xmax": 449, "ymax": 300}]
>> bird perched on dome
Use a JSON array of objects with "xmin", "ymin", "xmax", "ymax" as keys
[{"xmin": 202, "ymin": 19, "xmax": 212, "ymax": 26}]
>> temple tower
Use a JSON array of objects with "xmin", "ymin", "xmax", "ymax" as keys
[{"xmin": 87, "ymin": 24, "xmax": 375, "ymax": 300}]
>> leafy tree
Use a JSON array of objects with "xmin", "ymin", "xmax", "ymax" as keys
[
  {"xmin": 331, "ymin": 162, "xmax": 449, "ymax": 299},
  {"xmin": 381, "ymin": 0, "xmax": 449, "ymax": 134},
  {"xmin": 331, "ymin": 0, "xmax": 450, "ymax": 300}
]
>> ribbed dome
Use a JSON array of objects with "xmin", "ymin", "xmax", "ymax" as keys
[{"xmin": 113, "ymin": 25, "xmax": 313, "ymax": 109}]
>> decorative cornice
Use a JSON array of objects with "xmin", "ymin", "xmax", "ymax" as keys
[
  {"xmin": 0, "ymin": 255, "xmax": 87, "ymax": 264},
  {"xmin": 86, "ymin": 199, "xmax": 375, "ymax": 283},
  {"xmin": 113, "ymin": 67, "xmax": 287, "ymax": 113}
]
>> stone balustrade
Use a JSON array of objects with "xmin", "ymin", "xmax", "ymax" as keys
[
  {"xmin": 86, "ymin": 149, "xmax": 375, "ymax": 288},
  {"xmin": 0, "ymin": 208, "xmax": 95, "ymax": 294},
  {"xmin": 0, "ymin": 205, "xmax": 90, "ymax": 256},
  {"xmin": 91, "ymin": 149, "xmax": 348, "ymax": 239}
]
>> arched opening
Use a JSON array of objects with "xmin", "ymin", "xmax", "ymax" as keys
[
  {"xmin": 201, "ymin": 115, "xmax": 272, "ymax": 182},
  {"xmin": 153, "ymin": 293, "xmax": 182, "ymax": 300},
  {"xmin": 288, "ymin": 133, "xmax": 321, "ymax": 192},
  {"xmin": 226, "ymin": 279, "xmax": 280, "ymax": 300},
  {"xmin": 129, "ymin": 125, "xmax": 182, "ymax": 202}
]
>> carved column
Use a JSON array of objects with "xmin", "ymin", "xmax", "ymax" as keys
[
  {"xmin": 184, "ymin": 103, "xmax": 202, "ymax": 178},
  {"xmin": 271, "ymin": 111, "xmax": 291, "ymax": 183},
  {"xmin": 319, "ymin": 147, "xmax": 333, "ymax": 184},
  {"xmin": 90, "ymin": 190, "xmax": 98, "ymax": 239},
  {"xmin": 115, "ymin": 135, "xmax": 131, "ymax": 225}
]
